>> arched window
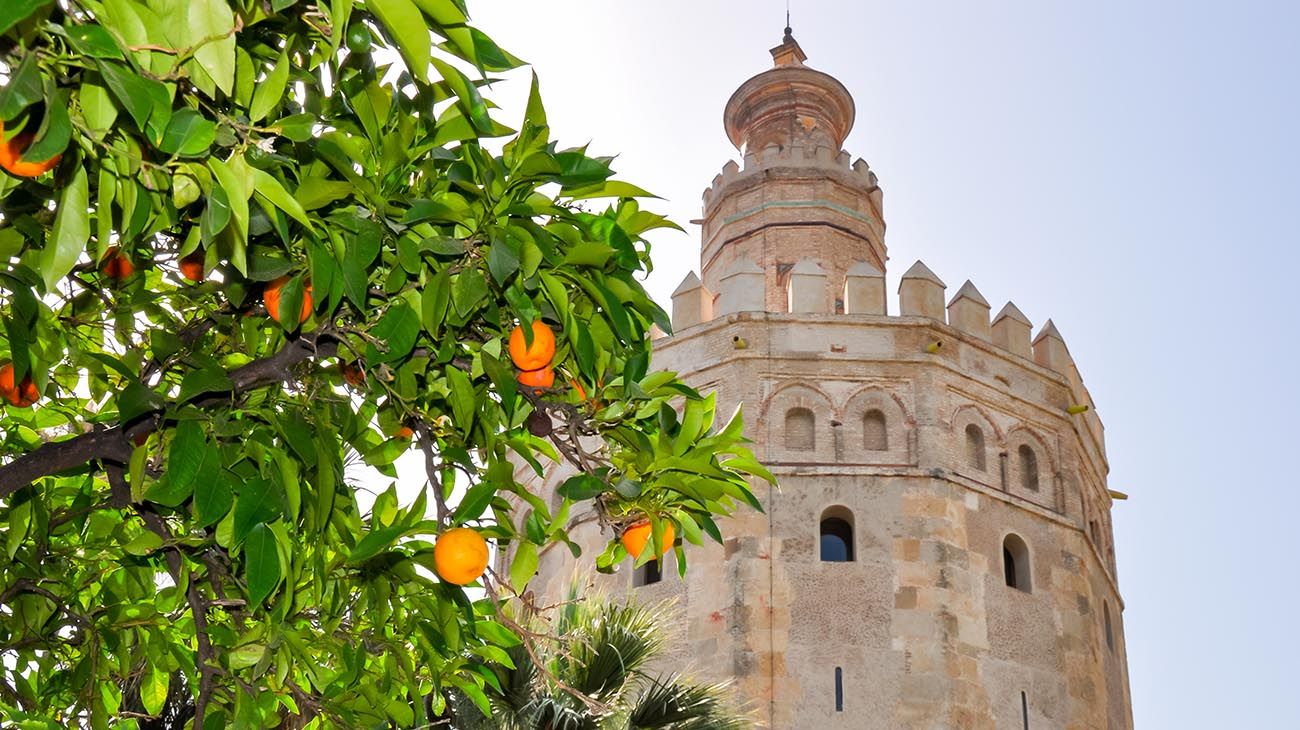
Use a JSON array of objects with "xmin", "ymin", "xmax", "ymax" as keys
[
  {"xmin": 1002, "ymin": 533, "xmax": 1031, "ymax": 592},
  {"xmin": 1018, "ymin": 445, "xmax": 1039, "ymax": 490},
  {"xmin": 863, "ymin": 409, "xmax": 888, "ymax": 451},
  {"xmin": 965, "ymin": 424, "xmax": 986, "ymax": 471},
  {"xmin": 819, "ymin": 508, "xmax": 854, "ymax": 562},
  {"xmin": 1104, "ymin": 601, "xmax": 1115, "ymax": 651},
  {"xmin": 786, "ymin": 407, "xmax": 815, "ymax": 450}
]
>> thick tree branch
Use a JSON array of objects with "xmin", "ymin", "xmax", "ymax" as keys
[{"xmin": 0, "ymin": 331, "xmax": 337, "ymax": 496}]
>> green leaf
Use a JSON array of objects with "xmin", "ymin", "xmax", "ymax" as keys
[
  {"xmin": 557, "ymin": 474, "xmax": 604, "ymax": 501},
  {"xmin": 445, "ymin": 365, "xmax": 474, "ymax": 434},
  {"xmin": 430, "ymin": 57, "xmax": 491, "ymax": 133},
  {"xmin": 486, "ymin": 238, "xmax": 519, "ymax": 285},
  {"xmin": 233, "ymin": 477, "xmax": 281, "ymax": 546},
  {"xmin": 200, "ymin": 181, "xmax": 232, "ymax": 243},
  {"xmin": 66, "ymin": 24, "xmax": 125, "ymax": 59},
  {"xmin": 97, "ymin": 61, "xmax": 171, "ymax": 138},
  {"xmin": 122, "ymin": 531, "xmax": 163, "ymax": 556},
  {"xmin": 0, "ymin": 51, "xmax": 41, "ymax": 122},
  {"xmin": 253, "ymin": 169, "xmax": 313, "ymax": 230},
  {"xmin": 40, "ymin": 166, "xmax": 88, "ymax": 292},
  {"xmin": 554, "ymin": 151, "xmax": 613, "ymax": 188},
  {"xmin": 158, "ymin": 109, "xmax": 216, "ymax": 157},
  {"xmin": 561, "ymin": 242, "xmax": 614, "ymax": 268},
  {"xmin": 150, "ymin": 421, "xmax": 217, "ymax": 506},
  {"xmin": 453, "ymin": 481, "xmax": 496, "ymax": 525},
  {"xmin": 185, "ymin": 0, "xmax": 237, "ymax": 95},
  {"xmin": 140, "ymin": 665, "xmax": 169, "ymax": 716},
  {"xmin": 249, "ymin": 48, "xmax": 290, "ymax": 122},
  {"xmin": 347, "ymin": 524, "xmax": 405, "ymax": 563},
  {"xmin": 0, "ymin": 0, "xmax": 51, "ymax": 35},
  {"xmin": 369, "ymin": 0, "xmax": 430, "ymax": 83},
  {"xmin": 473, "ymin": 620, "xmax": 522, "ymax": 647},
  {"xmin": 117, "ymin": 382, "xmax": 164, "ymax": 424},
  {"xmin": 365, "ymin": 303, "xmax": 420, "ymax": 363},
  {"xmin": 452, "ymin": 268, "xmax": 487, "ymax": 316},
  {"xmin": 341, "ymin": 222, "xmax": 381, "ymax": 308},
  {"xmin": 294, "ymin": 177, "xmax": 352, "ymax": 210},
  {"xmin": 243, "ymin": 523, "xmax": 281, "ymax": 607},
  {"xmin": 21, "ymin": 85, "xmax": 71, "ymax": 164},
  {"xmin": 178, "ymin": 366, "xmax": 232, "ymax": 403},
  {"xmin": 195, "ymin": 469, "xmax": 235, "ymax": 527},
  {"xmin": 508, "ymin": 541, "xmax": 538, "ymax": 591},
  {"xmin": 79, "ymin": 77, "xmax": 119, "ymax": 134},
  {"xmin": 271, "ymin": 112, "xmax": 315, "ymax": 141}
]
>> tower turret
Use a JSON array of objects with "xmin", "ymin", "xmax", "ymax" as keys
[{"xmin": 701, "ymin": 30, "xmax": 885, "ymax": 315}]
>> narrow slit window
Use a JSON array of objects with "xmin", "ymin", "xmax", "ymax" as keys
[
  {"xmin": 786, "ymin": 407, "xmax": 815, "ymax": 450},
  {"xmin": 1021, "ymin": 691, "xmax": 1029, "ymax": 730},
  {"xmin": 1018, "ymin": 445, "xmax": 1039, "ymax": 490},
  {"xmin": 834, "ymin": 667, "xmax": 843, "ymax": 712},
  {"xmin": 1002, "ymin": 533, "xmax": 1031, "ymax": 592},
  {"xmin": 1104, "ymin": 601, "xmax": 1115, "ymax": 651},
  {"xmin": 965, "ymin": 424, "xmax": 986, "ymax": 471},
  {"xmin": 863, "ymin": 409, "xmax": 888, "ymax": 451}
]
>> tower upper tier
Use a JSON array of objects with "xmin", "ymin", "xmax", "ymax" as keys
[
  {"xmin": 699, "ymin": 30, "xmax": 886, "ymax": 315},
  {"xmin": 723, "ymin": 29, "xmax": 856, "ymax": 154}
]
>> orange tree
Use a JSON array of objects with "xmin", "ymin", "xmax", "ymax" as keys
[{"xmin": 0, "ymin": 1, "xmax": 772, "ymax": 727}]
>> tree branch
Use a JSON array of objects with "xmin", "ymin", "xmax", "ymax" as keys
[{"xmin": 0, "ymin": 331, "xmax": 337, "ymax": 496}]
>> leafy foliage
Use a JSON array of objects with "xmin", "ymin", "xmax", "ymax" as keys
[
  {"xmin": 456, "ymin": 590, "xmax": 751, "ymax": 730},
  {"xmin": 0, "ymin": 1, "xmax": 771, "ymax": 727}
]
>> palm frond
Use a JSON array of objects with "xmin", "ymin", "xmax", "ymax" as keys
[
  {"xmin": 622, "ymin": 676, "xmax": 750, "ymax": 730},
  {"xmin": 565, "ymin": 600, "xmax": 667, "ymax": 701}
]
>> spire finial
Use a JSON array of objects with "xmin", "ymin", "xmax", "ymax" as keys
[{"xmin": 784, "ymin": 2, "xmax": 793, "ymax": 41}]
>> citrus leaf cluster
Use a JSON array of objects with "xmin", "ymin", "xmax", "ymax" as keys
[{"xmin": 0, "ymin": 1, "xmax": 771, "ymax": 727}]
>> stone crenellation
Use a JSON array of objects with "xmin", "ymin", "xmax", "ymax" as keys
[{"xmin": 702, "ymin": 143, "xmax": 881, "ymax": 212}]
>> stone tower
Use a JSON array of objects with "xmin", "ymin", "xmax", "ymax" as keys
[{"xmin": 518, "ymin": 30, "xmax": 1133, "ymax": 730}]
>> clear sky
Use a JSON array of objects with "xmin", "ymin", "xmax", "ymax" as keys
[{"xmin": 443, "ymin": 1, "xmax": 1299, "ymax": 726}]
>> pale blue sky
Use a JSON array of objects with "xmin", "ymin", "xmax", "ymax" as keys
[{"xmin": 464, "ymin": 2, "xmax": 1300, "ymax": 726}]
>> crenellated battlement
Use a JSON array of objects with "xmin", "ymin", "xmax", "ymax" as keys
[
  {"xmin": 666, "ymin": 257, "xmax": 1107, "ymax": 465},
  {"xmin": 701, "ymin": 144, "xmax": 880, "ymax": 211}
]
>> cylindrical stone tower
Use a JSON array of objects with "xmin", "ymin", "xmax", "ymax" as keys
[{"xmin": 518, "ymin": 29, "xmax": 1133, "ymax": 730}]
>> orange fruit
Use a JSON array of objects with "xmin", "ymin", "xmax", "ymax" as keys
[
  {"xmin": 394, "ymin": 425, "xmax": 414, "ymax": 439},
  {"xmin": 508, "ymin": 320, "xmax": 556, "ymax": 371},
  {"xmin": 0, "ymin": 120, "xmax": 62, "ymax": 178},
  {"xmin": 263, "ymin": 276, "xmax": 313, "ymax": 325},
  {"xmin": 102, "ymin": 248, "xmax": 135, "ymax": 280},
  {"xmin": 517, "ymin": 366, "xmax": 554, "ymax": 392},
  {"xmin": 0, "ymin": 362, "xmax": 39, "ymax": 408},
  {"xmin": 621, "ymin": 519, "xmax": 675, "ymax": 560},
  {"xmin": 340, "ymin": 360, "xmax": 365, "ymax": 387},
  {"xmin": 433, "ymin": 527, "xmax": 490, "ymax": 585},
  {"xmin": 179, "ymin": 251, "xmax": 205, "ymax": 282}
]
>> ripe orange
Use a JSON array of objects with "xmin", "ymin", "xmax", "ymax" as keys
[
  {"xmin": 0, "ymin": 120, "xmax": 62, "ymax": 178},
  {"xmin": 102, "ymin": 248, "xmax": 135, "ymax": 280},
  {"xmin": 433, "ymin": 527, "xmax": 490, "ymax": 585},
  {"xmin": 0, "ymin": 362, "xmax": 39, "ymax": 408},
  {"xmin": 621, "ymin": 519, "xmax": 675, "ymax": 560},
  {"xmin": 179, "ymin": 250, "xmax": 205, "ymax": 282},
  {"xmin": 263, "ymin": 276, "xmax": 313, "ymax": 325},
  {"xmin": 517, "ymin": 366, "xmax": 554, "ymax": 392},
  {"xmin": 394, "ymin": 425, "xmax": 414, "ymax": 439},
  {"xmin": 508, "ymin": 320, "xmax": 556, "ymax": 371},
  {"xmin": 340, "ymin": 360, "xmax": 365, "ymax": 387}
]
